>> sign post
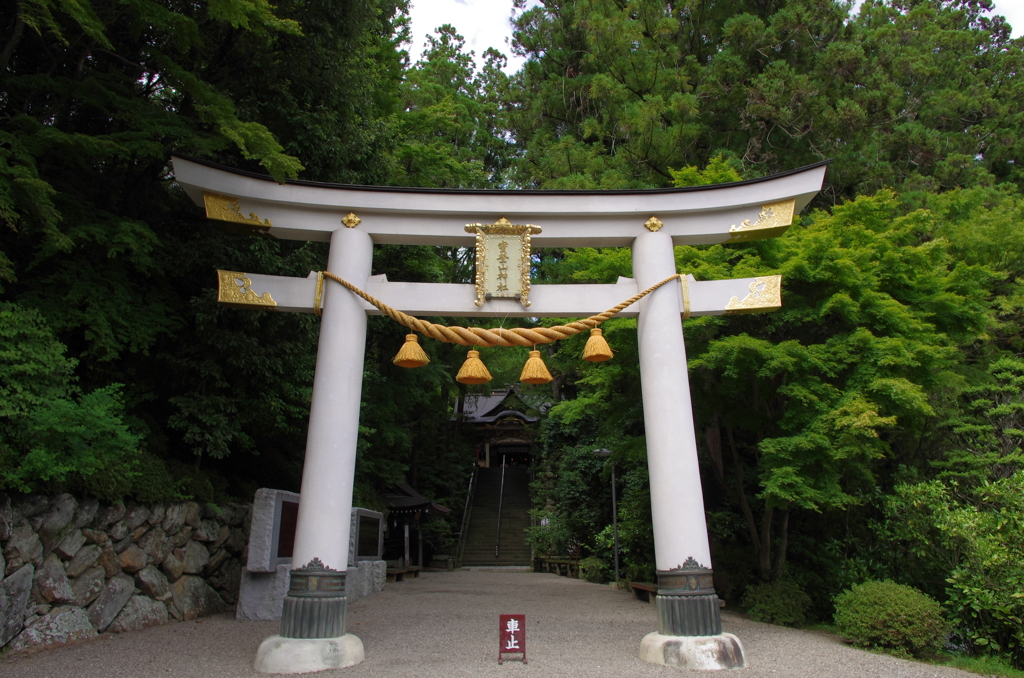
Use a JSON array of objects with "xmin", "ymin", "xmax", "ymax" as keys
[{"xmin": 499, "ymin": 614, "xmax": 527, "ymax": 665}]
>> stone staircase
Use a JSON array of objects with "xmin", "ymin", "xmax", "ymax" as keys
[{"xmin": 460, "ymin": 467, "xmax": 532, "ymax": 566}]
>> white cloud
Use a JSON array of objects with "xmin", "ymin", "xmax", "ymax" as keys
[{"xmin": 406, "ymin": 0, "xmax": 539, "ymax": 73}]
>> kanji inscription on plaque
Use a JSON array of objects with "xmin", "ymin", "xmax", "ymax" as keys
[{"xmin": 498, "ymin": 613, "xmax": 527, "ymax": 664}]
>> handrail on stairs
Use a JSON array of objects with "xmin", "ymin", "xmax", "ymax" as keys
[
  {"xmin": 455, "ymin": 463, "xmax": 477, "ymax": 567},
  {"xmin": 495, "ymin": 454, "xmax": 506, "ymax": 559}
]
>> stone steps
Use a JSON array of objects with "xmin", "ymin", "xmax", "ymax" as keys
[{"xmin": 461, "ymin": 468, "xmax": 532, "ymax": 566}]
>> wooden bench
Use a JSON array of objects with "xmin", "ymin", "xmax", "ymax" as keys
[
  {"xmin": 537, "ymin": 557, "xmax": 580, "ymax": 578},
  {"xmin": 629, "ymin": 582, "xmax": 657, "ymax": 602},
  {"xmin": 405, "ymin": 566, "xmax": 422, "ymax": 579},
  {"xmin": 386, "ymin": 568, "xmax": 408, "ymax": 582}
]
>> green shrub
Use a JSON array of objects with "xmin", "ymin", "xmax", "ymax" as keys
[
  {"xmin": 741, "ymin": 579, "xmax": 813, "ymax": 627},
  {"xmin": 834, "ymin": 580, "xmax": 948, "ymax": 657},
  {"xmin": 579, "ymin": 556, "xmax": 607, "ymax": 584}
]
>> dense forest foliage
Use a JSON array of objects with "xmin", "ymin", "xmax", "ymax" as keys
[{"xmin": 2, "ymin": 0, "xmax": 1023, "ymax": 666}]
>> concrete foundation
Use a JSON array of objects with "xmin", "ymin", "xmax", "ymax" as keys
[
  {"xmin": 254, "ymin": 634, "xmax": 364, "ymax": 674},
  {"xmin": 639, "ymin": 632, "xmax": 746, "ymax": 671}
]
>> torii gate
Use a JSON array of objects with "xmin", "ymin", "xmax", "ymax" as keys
[{"xmin": 171, "ymin": 156, "xmax": 826, "ymax": 673}]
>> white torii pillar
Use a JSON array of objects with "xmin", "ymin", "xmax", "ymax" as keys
[
  {"xmin": 634, "ymin": 229, "xmax": 743, "ymax": 665},
  {"xmin": 171, "ymin": 156, "xmax": 826, "ymax": 674}
]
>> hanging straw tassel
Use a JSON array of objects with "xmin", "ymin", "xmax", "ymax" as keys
[
  {"xmin": 456, "ymin": 350, "xmax": 492, "ymax": 385},
  {"xmin": 393, "ymin": 334, "xmax": 430, "ymax": 368},
  {"xmin": 520, "ymin": 350, "xmax": 553, "ymax": 385},
  {"xmin": 582, "ymin": 328, "xmax": 613, "ymax": 362}
]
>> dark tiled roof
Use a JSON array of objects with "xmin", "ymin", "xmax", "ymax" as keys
[{"xmin": 384, "ymin": 482, "xmax": 450, "ymax": 516}]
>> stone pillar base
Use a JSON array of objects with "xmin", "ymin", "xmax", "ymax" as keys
[
  {"xmin": 639, "ymin": 632, "xmax": 746, "ymax": 671},
  {"xmin": 254, "ymin": 634, "xmax": 364, "ymax": 674}
]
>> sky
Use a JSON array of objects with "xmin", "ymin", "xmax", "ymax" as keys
[{"xmin": 406, "ymin": 0, "xmax": 1024, "ymax": 74}]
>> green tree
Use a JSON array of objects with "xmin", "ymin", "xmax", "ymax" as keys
[
  {"xmin": 542, "ymin": 190, "xmax": 995, "ymax": 584},
  {"xmin": 396, "ymin": 25, "xmax": 515, "ymax": 187},
  {"xmin": 0, "ymin": 303, "xmax": 141, "ymax": 499},
  {"xmin": 0, "ymin": 0, "xmax": 410, "ymax": 498},
  {"xmin": 507, "ymin": 0, "xmax": 1024, "ymax": 197}
]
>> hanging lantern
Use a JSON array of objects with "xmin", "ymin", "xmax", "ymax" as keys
[
  {"xmin": 581, "ymin": 328, "xmax": 613, "ymax": 362},
  {"xmin": 392, "ymin": 334, "xmax": 430, "ymax": 368},
  {"xmin": 456, "ymin": 350, "xmax": 492, "ymax": 384},
  {"xmin": 520, "ymin": 350, "xmax": 553, "ymax": 385}
]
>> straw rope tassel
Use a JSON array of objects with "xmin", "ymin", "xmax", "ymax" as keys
[
  {"xmin": 393, "ymin": 334, "xmax": 430, "ymax": 368},
  {"xmin": 320, "ymin": 271, "xmax": 683, "ymax": 348},
  {"xmin": 520, "ymin": 350, "xmax": 553, "ymax": 384},
  {"xmin": 456, "ymin": 350, "xmax": 492, "ymax": 385},
  {"xmin": 582, "ymin": 328, "xmax": 613, "ymax": 362}
]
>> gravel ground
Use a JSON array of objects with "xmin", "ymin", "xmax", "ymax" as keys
[{"xmin": 1, "ymin": 570, "xmax": 977, "ymax": 678}]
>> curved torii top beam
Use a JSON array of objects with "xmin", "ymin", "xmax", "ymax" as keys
[{"xmin": 170, "ymin": 155, "xmax": 828, "ymax": 247}]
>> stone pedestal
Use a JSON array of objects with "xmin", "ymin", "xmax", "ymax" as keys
[
  {"xmin": 254, "ymin": 635, "xmax": 364, "ymax": 674},
  {"xmin": 255, "ymin": 558, "xmax": 363, "ymax": 674},
  {"xmin": 639, "ymin": 633, "xmax": 745, "ymax": 670}
]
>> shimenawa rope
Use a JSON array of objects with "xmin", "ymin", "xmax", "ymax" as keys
[{"xmin": 320, "ymin": 271, "xmax": 688, "ymax": 347}]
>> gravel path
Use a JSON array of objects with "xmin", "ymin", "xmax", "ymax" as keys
[{"xmin": 1, "ymin": 570, "xmax": 977, "ymax": 678}]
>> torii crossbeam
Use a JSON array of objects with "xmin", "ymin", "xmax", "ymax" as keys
[{"xmin": 172, "ymin": 156, "xmax": 827, "ymax": 674}]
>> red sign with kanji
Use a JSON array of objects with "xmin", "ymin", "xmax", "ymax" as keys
[{"xmin": 498, "ymin": 613, "xmax": 527, "ymax": 664}]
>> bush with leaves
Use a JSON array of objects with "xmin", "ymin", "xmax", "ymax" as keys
[
  {"xmin": 834, "ymin": 580, "xmax": 948, "ymax": 657},
  {"xmin": 741, "ymin": 579, "xmax": 812, "ymax": 627},
  {"xmin": 0, "ymin": 303, "xmax": 141, "ymax": 499},
  {"xmin": 578, "ymin": 556, "xmax": 607, "ymax": 584},
  {"xmin": 884, "ymin": 474, "xmax": 1024, "ymax": 668}
]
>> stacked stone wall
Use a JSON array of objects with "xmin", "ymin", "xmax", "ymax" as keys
[{"xmin": 0, "ymin": 492, "xmax": 252, "ymax": 656}]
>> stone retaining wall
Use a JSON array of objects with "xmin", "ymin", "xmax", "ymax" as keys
[{"xmin": 0, "ymin": 492, "xmax": 251, "ymax": 656}]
